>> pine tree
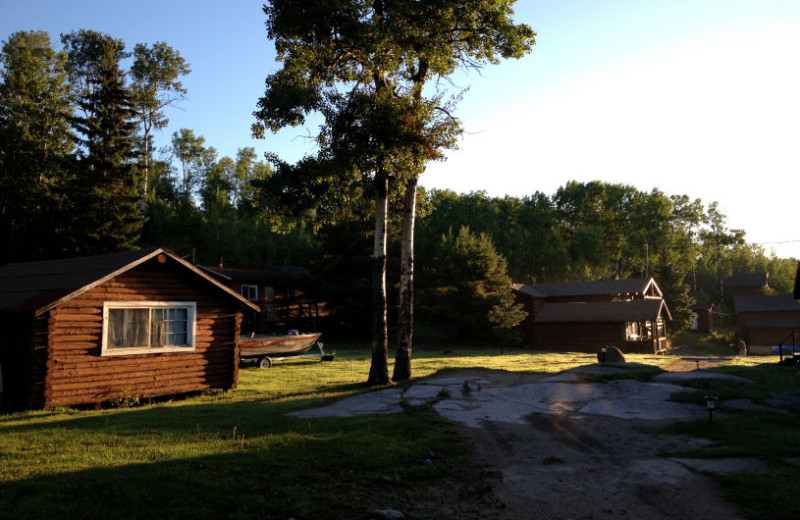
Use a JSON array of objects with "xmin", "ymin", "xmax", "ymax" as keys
[{"xmin": 70, "ymin": 51, "xmax": 143, "ymax": 254}]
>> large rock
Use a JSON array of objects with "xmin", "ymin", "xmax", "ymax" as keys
[{"xmin": 598, "ymin": 345, "xmax": 626, "ymax": 364}]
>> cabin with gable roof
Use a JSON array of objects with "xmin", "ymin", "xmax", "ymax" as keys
[
  {"xmin": 0, "ymin": 248, "xmax": 258, "ymax": 410},
  {"xmin": 512, "ymin": 277, "xmax": 671, "ymax": 354}
]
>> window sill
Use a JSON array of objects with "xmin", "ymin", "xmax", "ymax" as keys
[{"xmin": 101, "ymin": 346, "xmax": 195, "ymax": 357}]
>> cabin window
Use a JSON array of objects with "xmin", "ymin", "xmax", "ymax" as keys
[
  {"xmin": 102, "ymin": 302, "xmax": 197, "ymax": 356},
  {"xmin": 625, "ymin": 322, "xmax": 641, "ymax": 341},
  {"xmin": 625, "ymin": 321, "xmax": 653, "ymax": 341},
  {"xmin": 241, "ymin": 284, "xmax": 258, "ymax": 301},
  {"xmin": 263, "ymin": 286, "xmax": 275, "ymax": 303}
]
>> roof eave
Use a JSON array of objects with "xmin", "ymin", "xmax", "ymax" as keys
[{"xmin": 34, "ymin": 248, "xmax": 260, "ymax": 316}]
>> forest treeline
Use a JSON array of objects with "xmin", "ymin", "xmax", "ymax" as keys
[{"xmin": 2, "ymin": 29, "xmax": 796, "ymax": 342}]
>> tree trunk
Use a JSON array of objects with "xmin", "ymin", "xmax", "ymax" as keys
[
  {"xmin": 140, "ymin": 124, "xmax": 150, "ymax": 214},
  {"xmin": 393, "ymin": 176, "xmax": 417, "ymax": 381},
  {"xmin": 367, "ymin": 168, "xmax": 390, "ymax": 385}
]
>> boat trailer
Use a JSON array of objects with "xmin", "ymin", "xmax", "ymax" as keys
[{"xmin": 243, "ymin": 342, "xmax": 335, "ymax": 369}]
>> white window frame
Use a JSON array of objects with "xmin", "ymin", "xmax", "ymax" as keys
[
  {"xmin": 241, "ymin": 284, "xmax": 259, "ymax": 301},
  {"xmin": 101, "ymin": 301, "xmax": 197, "ymax": 356}
]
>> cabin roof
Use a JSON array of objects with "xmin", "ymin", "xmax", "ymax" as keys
[
  {"xmin": 0, "ymin": 248, "xmax": 260, "ymax": 315},
  {"xmin": 733, "ymin": 294, "xmax": 800, "ymax": 313},
  {"xmin": 724, "ymin": 272, "xmax": 770, "ymax": 289},
  {"xmin": 513, "ymin": 278, "xmax": 657, "ymax": 299},
  {"xmin": 196, "ymin": 264, "xmax": 309, "ymax": 284},
  {"xmin": 533, "ymin": 299, "xmax": 670, "ymax": 323}
]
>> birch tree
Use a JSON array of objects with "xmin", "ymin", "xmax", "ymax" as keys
[
  {"xmin": 130, "ymin": 42, "xmax": 190, "ymax": 211},
  {"xmin": 254, "ymin": 0, "xmax": 535, "ymax": 384}
]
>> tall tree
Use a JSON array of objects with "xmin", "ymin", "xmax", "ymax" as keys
[
  {"xmin": 69, "ymin": 33, "xmax": 143, "ymax": 254},
  {"xmin": 200, "ymin": 155, "xmax": 234, "ymax": 262},
  {"xmin": 254, "ymin": 0, "xmax": 535, "ymax": 384},
  {"xmin": 0, "ymin": 31, "xmax": 74, "ymax": 262},
  {"xmin": 61, "ymin": 30, "xmax": 127, "ymax": 116},
  {"xmin": 171, "ymin": 128, "xmax": 213, "ymax": 201},
  {"xmin": 130, "ymin": 42, "xmax": 190, "ymax": 211},
  {"xmin": 387, "ymin": 1, "xmax": 535, "ymax": 380},
  {"xmin": 420, "ymin": 226, "xmax": 525, "ymax": 342}
]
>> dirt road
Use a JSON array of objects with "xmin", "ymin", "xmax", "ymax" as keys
[
  {"xmin": 295, "ymin": 365, "xmax": 754, "ymax": 519},
  {"xmin": 462, "ymin": 407, "xmax": 744, "ymax": 519}
]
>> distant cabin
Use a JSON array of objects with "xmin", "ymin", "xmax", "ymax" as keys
[
  {"xmin": 196, "ymin": 263, "xmax": 323, "ymax": 332},
  {"xmin": 724, "ymin": 272, "xmax": 770, "ymax": 300},
  {"xmin": 0, "ymin": 248, "xmax": 258, "ymax": 410},
  {"xmin": 512, "ymin": 278, "xmax": 671, "ymax": 354},
  {"xmin": 733, "ymin": 294, "xmax": 800, "ymax": 355}
]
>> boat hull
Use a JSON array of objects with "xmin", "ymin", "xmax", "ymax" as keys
[{"xmin": 240, "ymin": 332, "xmax": 321, "ymax": 358}]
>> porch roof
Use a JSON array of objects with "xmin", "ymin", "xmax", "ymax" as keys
[{"xmin": 534, "ymin": 299, "xmax": 670, "ymax": 323}]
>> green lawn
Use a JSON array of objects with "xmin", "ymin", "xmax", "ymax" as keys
[{"xmin": 0, "ymin": 344, "xmax": 798, "ymax": 520}]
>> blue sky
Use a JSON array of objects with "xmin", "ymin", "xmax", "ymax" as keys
[{"xmin": 3, "ymin": 0, "xmax": 800, "ymax": 258}]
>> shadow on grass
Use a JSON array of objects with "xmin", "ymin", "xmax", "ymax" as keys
[{"xmin": 0, "ymin": 406, "xmax": 487, "ymax": 520}]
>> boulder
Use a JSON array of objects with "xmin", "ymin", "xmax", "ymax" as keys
[{"xmin": 598, "ymin": 345, "xmax": 626, "ymax": 364}]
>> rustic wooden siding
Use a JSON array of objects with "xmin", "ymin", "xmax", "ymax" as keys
[
  {"xmin": 514, "ymin": 294, "xmax": 543, "ymax": 345},
  {"xmin": 534, "ymin": 322, "xmax": 624, "ymax": 353},
  {"xmin": 736, "ymin": 310, "xmax": 800, "ymax": 336},
  {"xmin": 39, "ymin": 261, "xmax": 242, "ymax": 408},
  {"xmin": 743, "ymin": 327, "xmax": 799, "ymax": 349},
  {"xmin": 623, "ymin": 337, "xmax": 666, "ymax": 355},
  {"xmin": 533, "ymin": 322, "xmax": 664, "ymax": 354}
]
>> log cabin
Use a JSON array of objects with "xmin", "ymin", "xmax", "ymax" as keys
[
  {"xmin": 512, "ymin": 278, "xmax": 671, "ymax": 354},
  {"xmin": 732, "ymin": 294, "xmax": 800, "ymax": 354},
  {"xmin": 0, "ymin": 248, "xmax": 259, "ymax": 410}
]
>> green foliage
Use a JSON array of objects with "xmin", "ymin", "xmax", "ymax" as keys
[
  {"xmin": 69, "ymin": 32, "xmax": 143, "ymax": 254},
  {"xmin": 415, "ymin": 182, "xmax": 797, "ymax": 337},
  {"xmin": 0, "ymin": 31, "xmax": 75, "ymax": 262},
  {"xmin": 419, "ymin": 226, "xmax": 526, "ymax": 341}
]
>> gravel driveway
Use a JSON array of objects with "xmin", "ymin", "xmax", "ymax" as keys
[{"xmin": 293, "ymin": 364, "xmax": 763, "ymax": 519}]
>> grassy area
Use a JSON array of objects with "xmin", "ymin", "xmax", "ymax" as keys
[
  {"xmin": 0, "ymin": 343, "xmax": 798, "ymax": 519},
  {"xmin": 658, "ymin": 359, "xmax": 800, "ymax": 520},
  {"xmin": 667, "ymin": 328, "xmax": 738, "ymax": 357},
  {"xmin": 0, "ymin": 345, "xmax": 556, "ymax": 520}
]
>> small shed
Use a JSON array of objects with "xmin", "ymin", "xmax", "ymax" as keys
[
  {"xmin": 690, "ymin": 303, "xmax": 715, "ymax": 332},
  {"xmin": 733, "ymin": 294, "xmax": 800, "ymax": 354},
  {"xmin": 0, "ymin": 248, "xmax": 259, "ymax": 410},
  {"xmin": 533, "ymin": 299, "xmax": 671, "ymax": 354}
]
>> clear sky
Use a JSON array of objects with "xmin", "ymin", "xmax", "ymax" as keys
[{"xmin": 3, "ymin": 0, "xmax": 800, "ymax": 259}]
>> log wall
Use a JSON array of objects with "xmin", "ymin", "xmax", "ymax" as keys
[
  {"xmin": 37, "ymin": 260, "xmax": 243, "ymax": 408},
  {"xmin": 534, "ymin": 322, "xmax": 624, "ymax": 353}
]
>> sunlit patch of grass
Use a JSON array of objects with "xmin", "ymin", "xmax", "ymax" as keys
[
  {"xmin": 668, "ymin": 329, "xmax": 737, "ymax": 357},
  {"xmin": 1, "ymin": 343, "xmax": 798, "ymax": 519}
]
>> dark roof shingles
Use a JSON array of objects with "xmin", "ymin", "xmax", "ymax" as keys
[
  {"xmin": 0, "ymin": 248, "xmax": 160, "ymax": 312},
  {"xmin": 733, "ymin": 294, "xmax": 800, "ymax": 313},
  {"xmin": 534, "ymin": 299, "xmax": 667, "ymax": 323},
  {"xmin": 513, "ymin": 278, "xmax": 651, "ymax": 299}
]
